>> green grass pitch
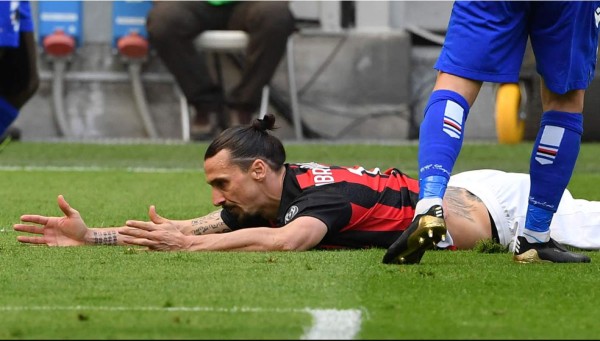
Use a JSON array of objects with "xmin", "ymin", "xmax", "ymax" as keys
[{"xmin": 1, "ymin": 140, "xmax": 600, "ymax": 339}]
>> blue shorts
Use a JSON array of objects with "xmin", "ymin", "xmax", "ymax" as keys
[
  {"xmin": 0, "ymin": 1, "xmax": 34, "ymax": 47},
  {"xmin": 435, "ymin": 1, "xmax": 600, "ymax": 94}
]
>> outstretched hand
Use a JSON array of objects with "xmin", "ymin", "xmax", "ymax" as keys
[
  {"xmin": 14, "ymin": 195, "xmax": 88, "ymax": 246},
  {"xmin": 120, "ymin": 205, "xmax": 192, "ymax": 251}
]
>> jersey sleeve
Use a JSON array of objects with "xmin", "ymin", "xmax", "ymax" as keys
[{"xmin": 283, "ymin": 187, "xmax": 352, "ymax": 232}]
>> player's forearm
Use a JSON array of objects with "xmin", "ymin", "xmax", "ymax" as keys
[
  {"xmin": 85, "ymin": 227, "xmax": 129, "ymax": 246},
  {"xmin": 184, "ymin": 227, "xmax": 295, "ymax": 252},
  {"xmin": 177, "ymin": 209, "xmax": 231, "ymax": 235}
]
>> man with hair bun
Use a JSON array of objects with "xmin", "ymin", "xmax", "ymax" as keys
[{"xmin": 14, "ymin": 115, "xmax": 600, "ymax": 259}]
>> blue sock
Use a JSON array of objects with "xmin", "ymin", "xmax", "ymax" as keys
[
  {"xmin": 0, "ymin": 96, "xmax": 19, "ymax": 136},
  {"xmin": 525, "ymin": 110, "xmax": 583, "ymax": 240},
  {"xmin": 418, "ymin": 90, "xmax": 470, "ymax": 201}
]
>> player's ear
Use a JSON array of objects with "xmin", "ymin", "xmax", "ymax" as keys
[{"xmin": 250, "ymin": 159, "xmax": 267, "ymax": 180}]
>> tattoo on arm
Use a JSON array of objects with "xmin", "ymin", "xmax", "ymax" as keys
[
  {"xmin": 445, "ymin": 187, "xmax": 483, "ymax": 223},
  {"xmin": 92, "ymin": 231, "xmax": 118, "ymax": 245},
  {"xmin": 191, "ymin": 210, "xmax": 231, "ymax": 235}
]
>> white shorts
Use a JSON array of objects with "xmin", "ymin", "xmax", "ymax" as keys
[{"xmin": 448, "ymin": 169, "xmax": 600, "ymax": 251}]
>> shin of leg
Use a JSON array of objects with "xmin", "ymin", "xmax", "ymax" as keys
[
  {"xmin": 418, "ymin": 90, "xmax": 471, "ymax": 201},
  {"xmin": 526, "ymin": 110, "xmax": 583, "ymax": 236},
  {"xmin": 0, "ymin": 97, "xmax": 19, "ymax": 136}
]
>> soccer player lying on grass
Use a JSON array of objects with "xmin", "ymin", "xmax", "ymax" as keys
[{"xmin": 14, "ymin": 114, "xmax": 600, "ymax": 262}]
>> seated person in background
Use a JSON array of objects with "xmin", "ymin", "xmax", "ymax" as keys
[
  {"xmin": 14, "ymin": 114, "xmax": 600, "ymax": 262},
  {"xmin": 146, "ymin": 1, "xmax": 296, "ymax": 139}
]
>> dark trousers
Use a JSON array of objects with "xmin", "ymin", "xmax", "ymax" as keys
[
  {"xmin": 146, "ymin": 0, "xmax": 295, "ymax": 114},
  {"xmin": 0, "ymin": 31, "xmax": 40, "ymax": 110}
]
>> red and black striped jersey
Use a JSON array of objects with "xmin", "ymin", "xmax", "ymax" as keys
[{"xmin": 221, "ymin": 162, "xmax": 419, "ymax": 249}]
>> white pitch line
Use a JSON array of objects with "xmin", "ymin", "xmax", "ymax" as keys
[
  {"xmin": 0, "ymin": 165, "xmax": 200, "ymax": 174},
  {"xmin": 0, "ymin": 305, "xmax": 362, "ymax": 339},
  {"xmin": 302, "ymin": 308, "xmax": 363, "ymax": 340}
]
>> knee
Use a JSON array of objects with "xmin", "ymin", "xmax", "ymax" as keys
[
  {"xmin": 541, "ymin": 88, "xmax": 585, "ymax": 113},
  {"xmin": 10, "ymin": 73, "xmax": 40, "ymax": 110},
  {"xmin": 26, "ymin": 75, "xmax": 40, "ymax": 100},
  {"xmin": 251, "ymin": 4, "xmax": 295, "ymax": 36},
  {"xmin": 22, "ymin": 76, "xmax": 39, "ymax": 107},
  {"xmin": 146, "ymin": 4, "xmax": 181, "ymax": 43},
  {"xmin": 268, "ymin": 14, "xmax": 296, "ymax": 36}
]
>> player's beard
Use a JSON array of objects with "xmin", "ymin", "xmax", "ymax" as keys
[{"xmin": 223, "ymin": 203, "xmax": 248, "ymax": 220}]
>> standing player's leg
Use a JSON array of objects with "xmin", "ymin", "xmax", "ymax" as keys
[
  {"xmin": 513, "ymin": 1, "xmax": 598, "ymax": 263},
  {"xmin": 382, "ymin": 73, "xmax": 482, "ymax": 265},
  {"xmin": 382, "ymin": 75, "xmax": 477, "ymax": 265},
  {"xmin": 415, "ymin": 75, "xmax": 480, "ymax": 215},
  {"xmin": 513, "ymin": 86, "xmax": 590, "ymax": 263},
  {"xmin": 383, "ymin": 1, "xmax": 528, "ymax": 264},
  {"xmin": 0, "ymin": 1, "xmax": 39, "ymax": 141},
  {"xmin": 0, "ymin": 57, "xmax": 19, "ymax": 139},
  {"xmin": 0, "ymin": 32, "xmax": 39, "ymax": 142}
]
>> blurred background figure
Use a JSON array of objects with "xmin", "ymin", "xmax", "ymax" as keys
[
  {"xmin": 0, "ymin": 0, "xmax": 39, "ymax": 144},
  {"xmin": 146, "ymin": 0, "xmax": 296, "ymax": 140}
]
